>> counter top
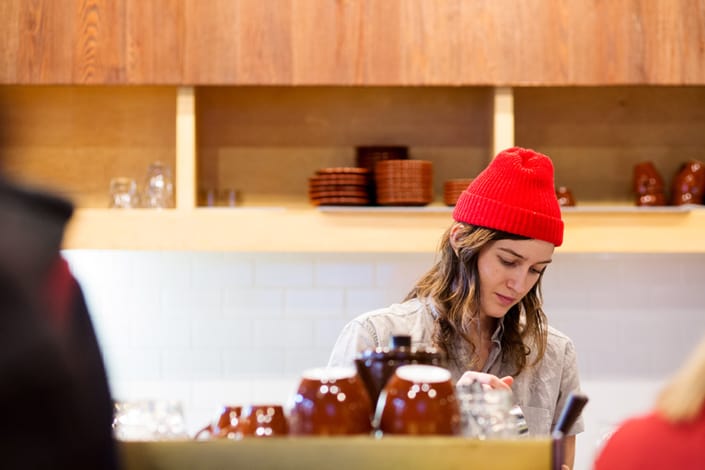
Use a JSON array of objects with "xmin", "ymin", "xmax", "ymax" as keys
[{"xmin": 118, "ymin": 436, "xmax": 554, "ymax": 470}]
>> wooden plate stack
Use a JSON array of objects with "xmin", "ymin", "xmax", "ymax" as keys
[
  {"xmin": 356, "ymin": 146, "xmax": 409, "ymax": 205},
  {"xmin": 375, "ymin": 160, "xmax": 433, "ymax": 206},
  {"xmin": 443, "ymin": 178, "xmax": 474, "ymax": 206},
  {"xmin": 308, "ymin": 167, "xmax": 371, "ymax": 206}
]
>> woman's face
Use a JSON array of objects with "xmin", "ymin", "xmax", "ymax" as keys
[{"xmin": 476, "ymin": 238, "xmax": 554, "ymax": 320}]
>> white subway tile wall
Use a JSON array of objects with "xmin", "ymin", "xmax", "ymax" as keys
[{"xmin": 63, "ymin": 250, "xmax": 705, "ymax": 470}]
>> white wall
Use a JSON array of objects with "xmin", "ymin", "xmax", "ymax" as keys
[{"xmin": 63, "ymin": 250, "xmax": 705, "ymax": 470}]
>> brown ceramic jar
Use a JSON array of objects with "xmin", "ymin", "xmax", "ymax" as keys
[
  {"xmin": 354, "ymin": 335, "xmax": 447, "ymax": 408},
  {"xmin": 671, "ymin": 160, "xmax": 705, "ymax": 205},
  {"xmin": 289, "ymin": 366, "xmax": 372, "ymax": 435},
  {"xmin": 236, "ymin": 404, "xmax": 288, "ymax": 437},
  {"xmin": 374, "ymin": 364, "xmax": 461, "ymax": 435},
  {"xmin": 633, "ymin": 161, "xmax": 667, "ymax": 206},
  {"xmin": 194, "ymin": 405, "xmax": 242, "ymax": 440},
  {"xmin": 556, "ymin": 186, "xmax": 576, "ymax": 207}
]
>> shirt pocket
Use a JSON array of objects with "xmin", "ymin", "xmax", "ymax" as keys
[{"xmin": 523, "ymin": 406, "xmax": 552, "ymax": 436}]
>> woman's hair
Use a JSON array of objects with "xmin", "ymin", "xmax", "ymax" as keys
[
  {"xmin": 656, "ymin": 334, "xmax": 705, "ymax": 421},
  {"xmin": 405, "ymin": 222, "xmax": 548, "ymax": 376}
]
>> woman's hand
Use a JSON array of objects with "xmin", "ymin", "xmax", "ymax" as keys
[{"xmin": 457, "ymin": 371, "xmax": 514, "ymax": 390}]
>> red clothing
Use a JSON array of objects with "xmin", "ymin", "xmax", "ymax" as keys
[{"xmin": 594, "ymin": 405, "xmax": 705, "ymax": 470}]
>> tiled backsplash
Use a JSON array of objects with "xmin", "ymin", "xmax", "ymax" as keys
[{"xmin": 63, "ymin": 250, "xmax": 705, "ymax": 470}]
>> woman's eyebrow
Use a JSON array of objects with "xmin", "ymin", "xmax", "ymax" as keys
[{"xmin": 498, "ymin": 247, "xmax": 552, "ymax": 265}]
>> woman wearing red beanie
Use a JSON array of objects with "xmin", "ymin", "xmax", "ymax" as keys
[
  {"xmin": 329, "ymin": 147, "xmax": 583, "ymax": 469},
  {"xmin": 593, "ymin": 333, "xmax": 705, "ymax": 470}
]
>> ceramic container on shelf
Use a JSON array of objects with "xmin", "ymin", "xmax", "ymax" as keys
[
  {"xmin": 670, "ymin": 160, "xmax": 705, "ymax": 205},
  {"xmin": 194, "ymin": 405, "xmax": 242, "ymax": 440},
  {"xmin": 288, "ymin": 366, "xmax": 372, "ymax": 436},
  {"xmin": 556, "ymin": 186, "xmax": 576, "ymax": 207},
  {"xmin": 354, "ymin": 334, "xmax": 446, "ymax": 408},
  {"xmin": 236, "ymin": 404, "xmax": 289, "ymax": 438},
  {"xmin": 633, "ymin": 161, "xmax": 667, "ymax": 206},
  {"xmin": 374, "ymin": 364, "xmax": 461, "ymax": 436}
]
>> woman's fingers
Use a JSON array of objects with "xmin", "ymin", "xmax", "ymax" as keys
[{"xmin": 457, "ymin": 371, "xmax": 514, "ymax": 390}]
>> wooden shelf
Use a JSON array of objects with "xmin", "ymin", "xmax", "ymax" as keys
[
  {"xmin": 4, "ymin": 85, "xmax": 705, "ymax": 254},
  {"xmin": 62, "ymin": 206, "xmax": 705, "ymax": 253}
]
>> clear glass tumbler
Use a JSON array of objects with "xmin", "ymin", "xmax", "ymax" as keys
[
  {"xmin": 109, "ymin": 177, "xmax": 139, "ymax": 208},
  {"xmin": 142, "ymin": 161, "xmax": 174, "ymax": 208}
]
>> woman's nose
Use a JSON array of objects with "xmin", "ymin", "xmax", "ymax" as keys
[{"xmin": 507, "ymin": 270, "xmax": 529, "ymax": 292}]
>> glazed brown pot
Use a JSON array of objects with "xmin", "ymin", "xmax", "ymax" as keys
[
  {"xmin": 556, "ymin": 186, "xmax": 576, "ymax": 207},
  {"xmin": 289, "ymin": 366, "xmax": 372, "ymax": 436},
  {"xmin": 671, "ymin": 160, "xmax": 705, "ymax": 205},
  {"xmin": 194, "ymin": 405, "xmax": 242, "ymax": 440},
  {"xmin": 374, "ymin": 364, "xmax": 461, "ymax": 435},
  {"xmin": 633, "ymin": 161, "xmax": 666, "ymax": 206},
  {"xmin": 354, "ymin": 335, "xmax": 446, "ymax": 408},
  {"xmin": 236, "ymin": 405, "xmax": 288, "ymax": 437}
]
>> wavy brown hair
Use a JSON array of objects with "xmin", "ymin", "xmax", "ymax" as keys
[{"xmin": 405, "ymin": 222, "xmax": 548, "ymax": 376}]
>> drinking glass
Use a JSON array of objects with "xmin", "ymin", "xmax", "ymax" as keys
[
  {"xmin": 109, "ymin": 177, "xmax": 139, "ymax": 208},
  {"xmin": 142, "ymin": 161, "xmax": 174, "ymax": 208},
  {"xmin": 112, "ymin": 399, "xmax": 188, "ymax": 441}
]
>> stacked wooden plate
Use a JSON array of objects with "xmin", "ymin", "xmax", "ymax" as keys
[
  {"xmin": 443, "ymin": 178, "xmax": 474, "ymax": 206},
  {"xmin": 308, "ymin": 167, "xmax": 371, "ymax": 206},
  {"xmin": 356, "ymin": 146, "xmax": 409, "ymax": 205},
  {"xmin": 375, "ymin": 160, "xmax": 433, "ymax": 206}
]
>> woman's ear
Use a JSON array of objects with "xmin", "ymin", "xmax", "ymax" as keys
[{"xmin": 449, "ymin": 223, "xmax": 462, "ymax": 256}]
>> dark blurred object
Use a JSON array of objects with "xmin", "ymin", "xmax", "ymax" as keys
[
  {"xmin": 552, "ymin": 392, "xmax": 589, "ymax": 470},
  {"xmin": 375, "ymin": 160, "xmax": 433, "ymax": 206},
  {"xmin": 556, "ymin": 186, "xmax": 576, "ymax": 207},
  {"xmin": 0, "ymin": 177, "xmax": 118, "ymax": 469},
  {"xmin": 443, "ymin": 179, "xmax": 474, "ymax": 206},
  {"xmin": 356, "ymin": 146, "xmax": 409, "ymax": 205},
  {"xmin": 633, "ymin": 161, "xmax": 667, "ymax": 206},
  {"xmin": 670, "ymin": 160, "xmax": 705, "ymax": 206}
]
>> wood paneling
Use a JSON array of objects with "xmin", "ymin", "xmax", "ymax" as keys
[
  {"xmin": 0, "ymin": 0, "xmax": 20, "ymax": 83},
  {"xmin": 195, "ymin": 86, "xmax": 492, "ymax": 206},
  {"xmin": 72, "ymin": 0, "xmax": 126, "ymax": 82},
  {"xmin": 234, "ymin": 0, "xmax": 293, "ymax": 84},
  {"xmin": 515, "ymin": 86, "xmax": 705, "ymax": 203},
  {"xmin": 0, "ymin": 86, "xmax": 175, "ymax": 207},
  {"xmin": 126, "ymin": 0, "xmax": 182, "ymax": 83},
  {"xmin": 0, "ymin": 0, "xmax": 125, "ymax": 84},
  {"xmin": 182, "ymin": 0, "xmax": 293, "ymax": 84},
  {"xmin": 181, "ymin": 0, "xmax": 238, "ymax": 83},
  {"xmin": 1, "ymin": 0, "xmax": 704, "ymax": 85}
]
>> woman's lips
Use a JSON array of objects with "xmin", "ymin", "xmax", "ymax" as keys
[{"xmin": 495, "ymin": 293, "xmax": 515, "ymax": 307}]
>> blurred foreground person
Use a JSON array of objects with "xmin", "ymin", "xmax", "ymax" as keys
[
  {"xmin": 593, "ymin": 333, "xmax": 705, "ymax": 470},
  {"xmin": 0, "ymin": 176, "xmax": 118, "ymax": 469}
]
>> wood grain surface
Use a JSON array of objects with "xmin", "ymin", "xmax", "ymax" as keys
[
  {"xmin": 1, "ymin": 0, "xmax": 703, "ymax": 84},
  {"xmin": 515, "ymin": 86, "xmax": 705, "ymax": 203},
  {"xmin": 0, "ymin": 86, "xmax": 175, "ymax": 207},
  {"xmin": 126, "ymin": 0, "xmax": 182, "ymax": 83}
]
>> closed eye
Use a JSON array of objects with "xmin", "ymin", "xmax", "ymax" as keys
[{"xmin": 499, "ymin": 257, "xmax": 546, "ymax": 276}]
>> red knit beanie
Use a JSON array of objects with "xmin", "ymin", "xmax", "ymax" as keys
[{"xmin": 452, "ymin": 147, "xmax": 564, "ymax": 246}]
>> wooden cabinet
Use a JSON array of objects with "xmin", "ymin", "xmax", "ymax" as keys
[
  {"xmin": 1, "ymin": 1, "xmax": 704, "ymax": 253},
  {"xmin": 2, "ymin": 0, "xmax": 704, "ymax": 85}
]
